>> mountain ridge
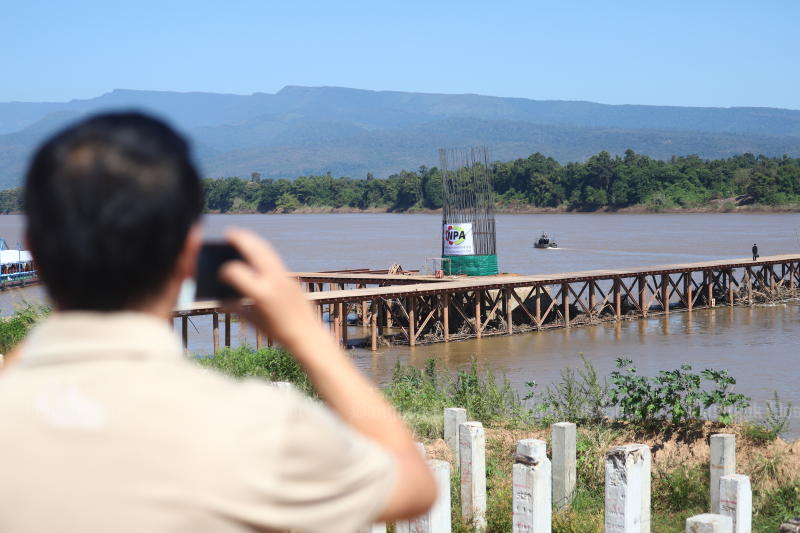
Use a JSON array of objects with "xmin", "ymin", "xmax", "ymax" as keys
[{"xmin": 0, "ymin": 86, "xmax": 799, "ymax": 189}]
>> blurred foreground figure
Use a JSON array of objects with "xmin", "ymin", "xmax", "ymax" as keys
[{"xmin": 0, "ymin": 113, "xmax": 435, "ymax": 533}]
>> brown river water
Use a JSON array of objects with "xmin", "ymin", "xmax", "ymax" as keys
[{"xmin": 2, "ymin": 213, "xmax": 799, "ymax": 436}]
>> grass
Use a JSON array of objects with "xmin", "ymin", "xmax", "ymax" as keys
[
  {"xmin": 0, "ymin": 304, "xmax": 49, "ymax": 353},
  {"xmin": 194, "ymin": 346, "xmax": 315, "ymax": 395},
  {"xmin": 192, "ymin": 349, "xmax": 800, "ymax": 532}
]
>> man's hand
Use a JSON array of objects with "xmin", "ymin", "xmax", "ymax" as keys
[{"xmin": 220, "ymin": 228, "xmax": 321, "ymax": 352}]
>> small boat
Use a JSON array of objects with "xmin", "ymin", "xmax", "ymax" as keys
[
  {"xmin": 534, "ymin": 233, "xmax": 558, "ymax": 249},
  {"xmin": 0, "ymin": 239, "xmax": 37, "ymax": 286}
]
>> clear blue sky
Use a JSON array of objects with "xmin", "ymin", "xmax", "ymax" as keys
[{"xmin": 2, "ymin": 0, "xmax": 798, "ymax": 109}]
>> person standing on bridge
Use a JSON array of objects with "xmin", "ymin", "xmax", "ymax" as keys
[{"xmin": 752, "ymin": 243, "xmax": 759, "ymax": 261}]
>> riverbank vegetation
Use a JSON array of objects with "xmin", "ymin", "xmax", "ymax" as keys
[
  {"xmin": 198, "ymin": 347, "xmax": 800, "ymax": 532},
  {"xmin": 0, "ymin": 304, "xmax": 47, "ymax": 353},
  {"xmin": 202, "ymin": 150, "xmax": 800, "ymax": 214},
  {"xmin": 1, "ymin": 150, "xmax": 799, "ymax": 214}
]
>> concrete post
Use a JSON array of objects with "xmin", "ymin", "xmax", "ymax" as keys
[
  {"xmin": 710, "ymin": 434, "xmax": 736, "ymax": 514},
  {"xmin": 444, "ymin": 407, "xmax": 467, "ymax": 463},
  {"xmin": 685, "ymin": 514, "xmax": 732, "ymax": 533},
  {"xmin": 512, "ymin": 439, "xmax": 551, "ymax": 533},
  {"xmin": 604, "ymin": 444, "xmax": 650, "ymax": 533},
  {"xmin": 272, "ymin": 381, "xmax": 294, "ymax": 392},
  {"xmin": 358, "ymin": 524, "xmax": 387, "ymax": 533},
  {"xmin": 427, "ymin": 460, "xmax": 453, "ymax": 533},
  {"xmin": 551, "ymin": 422, "xmax": 576, "ymax": 509},
  {"xmin": 719, "ymin": 474, "xmax": 751, "ymax": 533},
  {"xmin": 642, "ymin": 445, "xmax": 651, "ymax": 533},
  {"xmin": 779, "ymin": 518, "xmax": 800, "ymax": 533},
  {"xmin": 459, "ymin": 421, "xmax": 487, "ymax": 531},
  {"xmin": 395, "ymin": 445, "xmax": 432, "ymax": 533}
]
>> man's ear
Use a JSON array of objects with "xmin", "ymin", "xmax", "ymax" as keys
[{"xmin": 178, "ymin": 223, "xmax": 203, "ymax": 281}]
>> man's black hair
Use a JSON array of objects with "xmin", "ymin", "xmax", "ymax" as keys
[{"xmin": 25, "ymin": 112, "xmax": 203, "ymax": 311}]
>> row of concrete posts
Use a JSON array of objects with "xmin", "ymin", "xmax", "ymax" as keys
[{"xmin": 361, "ymin": 407, "xmax": 755, "ymax": 532}]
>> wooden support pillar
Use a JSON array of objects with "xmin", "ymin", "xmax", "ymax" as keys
[
  {"xmin": 535, "ymin": 286, "xmax": 542, "ymax": 326},
  {"xmin": 408, "ymin": 296, "xmax": 416, "ymax": 346},
  {"xmin": 745, "ymin": 268, "xmax": 753, "ymax": 303},
  {"xmin": 357, "ymin": 284, "xmax": 368, "ymax": 326},
  {"xmin": 728, "ymin": 270, "xmax": 735, "ymax": 306},
  {"xmin": 790, "ymin": 263, "xmax": 796, "ymax": 290},
  {"xmin": 475, "ymin": 291, "xmax": 482, "ymax": 339},
  {"xmin": 181, "ymin": 316, "xmax": 188, "ymax": 349},
  {"xmin": 562, "ymin": 283, "xmax": 570, "ymax": 328},
  {"xmin": 661, "ymin": 274, "xmax": 669, "ymax": 314},
  {"xmin": 371, "ymin": 300, "xmax": 378, "ymax": 352},
  {"xmin": 687, "ymin": 275, "xmax": 694, "ymax": 313},
  {"xmin": 588, "ymin": 281, "xmax": 596, "ymax": 319},
  {"xmin": 503, "ymin": 287, "xmax": 512, "ymax": 334},
  {"xmin": 328, "ymin": 283, "xmax": 336, "ymax": 321},
  {"xmin": 614, "ymin": 279, "xmax": 621, "ymax": 319},
  {"xmin": 224, "ymin": 313, "xmax": 231, "ymax": 347},
  {"xmin": 443, "ymin": 293, "xmax": 450, "ymax": 342},
  {"xmin": 385, "ymin": 299, "xmax": 393, "ymax": 328},
  {"xmin": 256, "ymin": 329, "xmax": 262, "ymax": 349},
  {"xmin": 341, "ymin": 303, "xmax": 348, "ymax": 347},
  {"xmin": 638, "ymin": 276, "xmax": 647, "ymax": 317},
  {"xmin": 706, "ymin": 271, "xmax": 714, "ymax": 307},
  {"xmin": 212, "ymin": 312, "xmax": 219, "ymax": 354},
  {"xmin": 333, "ymin": 302, "xmax": 340, "ymax": 343}
]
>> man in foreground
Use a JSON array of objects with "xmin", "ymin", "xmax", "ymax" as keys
[{"xmin": 0, "ymin": 113, "xmax": 436, "ymax": 532}]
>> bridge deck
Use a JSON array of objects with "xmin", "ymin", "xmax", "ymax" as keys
[
  {"xmin": 176, "ymin": 254, "xmax": 800, "ymax": 312},
  {"xmin": 173, "ymin": 254, "xmax": 800, "ymax": 350}
]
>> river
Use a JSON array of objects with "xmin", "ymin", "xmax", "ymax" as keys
[{"xmin": 2, "ymin": 213, "xmax": 799, "ymax": 436}]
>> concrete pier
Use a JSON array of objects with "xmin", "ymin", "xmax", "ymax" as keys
[
  {"xmin": 685, "ymin": 514, "xmax": 732, "ymax": 533},
  {"xmin": 710, "ymin": 434, "xmax": 736, "ymax": 514},
  {"xmin": 444, "ymin": 407, "xmax": 467, "ymax": 463},
  {"xmin": 551, "ymin": 422, "xmax": 576, "ymax": 509},
  {"xmin": 604, "ymin": 444, "xmax": 650, "ymax": 533},
  {"xmin": 459, "ymin": 421, "xmax": 487, "ymax": 531},
  {"xmin": 512, "ymin": 439, "xmax": 551, "ymax": 533},
  {"xmin": 358, "ymin": 523, "xmax": 387, "ymax": 533},
  {"xmin": 719, "ymin": 474, "xmax": 751, "ymax": 533},
  {"xmin": 396, "ymin": 443, "xmax": 431, "ymax": 533},
  {"xmin": 427, "ymin": 460, "xmax": 452, "ymax": 533}
]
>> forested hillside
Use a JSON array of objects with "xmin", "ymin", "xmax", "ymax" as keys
[{"xmin": 2, "ymin": 87, "xmax": 800, "ymax": 189}]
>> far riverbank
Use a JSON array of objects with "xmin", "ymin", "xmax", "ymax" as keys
[{"xmin": 201, "ymin": 199, "xmax": 800, "ymax": 215}]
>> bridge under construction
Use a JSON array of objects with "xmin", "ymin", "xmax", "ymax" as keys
[{"xmin": 173, "ymin": 254, "xmax": 800, "ymax": 353}]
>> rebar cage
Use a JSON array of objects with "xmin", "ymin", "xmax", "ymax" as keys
[{"xmin": 439, "ymin": 146, "xmax": 498, "ymax": 275}]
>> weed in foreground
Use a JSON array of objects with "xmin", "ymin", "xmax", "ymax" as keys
[
  {"xmin": 0, "ymin": 303, "xmax": 49, "ymax": 353},
  {"xmin": 195, "ymin": 346, "xmax": 315, "ymax": 395}
]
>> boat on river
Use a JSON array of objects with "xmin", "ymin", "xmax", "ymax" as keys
[
  {"xmin": 0, "ymin": 239, "xmax": 37, "ymax": 288},
  {"xmin": 534, "ymin": 233, "xmax": 558, "ymax": 249}
]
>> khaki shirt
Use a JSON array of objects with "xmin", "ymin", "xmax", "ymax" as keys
[{"xmin": 0, "ymin": 312, "xmax": 395, "ymax": 533}]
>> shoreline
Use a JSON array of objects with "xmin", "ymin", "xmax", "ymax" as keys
[{"xmin": 199, "ymin": 203, "xmax": 800, "ymax": 215}]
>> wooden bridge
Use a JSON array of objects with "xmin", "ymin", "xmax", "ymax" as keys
[{"xmin": 173, "ymin": 254, "xmax": 800, "ymax": 353}]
